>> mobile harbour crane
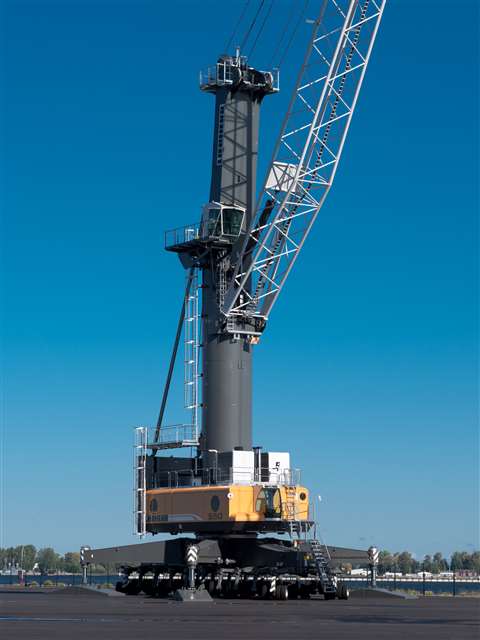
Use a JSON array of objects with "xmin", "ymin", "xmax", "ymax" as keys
[{"xmin": 81, "ymin": 0, "xmax": 386, "ymax": 601}]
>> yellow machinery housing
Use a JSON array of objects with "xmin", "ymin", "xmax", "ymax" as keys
[{"xmin": 145, "ymin": 484, "xmax": 309, "ymax": 534}]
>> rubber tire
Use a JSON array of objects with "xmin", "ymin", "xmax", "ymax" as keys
[
  {"xmin": 206, "ymin": 579, "xmax": 216, "ymax": 596},
  {"xmin": 288, "ymin": 585, "xmax": 299, "ymax": 600},
  {"xmin": 299, "ymin": 585, "xmax": 311, "ymax": 600},
  {"xmin": 337, "ymin": 584, "xmax": 349, "ymax": 600},
  {"xmin": 259, "ymin": 582, "xmax": 269, "ymax": 599},
  {"xmin": 115, "ymin": 580, "xmax": 127, "ymax": 594},
  {"xmin": 124, "ymin": 579, "xmax": 142, "ymax": 596},
  {"xmin": 140, "ymin": 580, "xmax": 155, "ymax": 596},
  {"xmin": 277, "ymin": 585, "xmax": 288, "ymax": 601}
]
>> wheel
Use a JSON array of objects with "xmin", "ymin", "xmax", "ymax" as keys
[
  {"xmin": 299, "ymin": 585, "xmax": 311, "ymax": 600},
  {"xmin": 155, "ymin": 579, "xmax": 171, "ymax": 598},
  {"xmin": 124, "ymin": 579, "xmax": 142, "ymax": 595},
  {"xmin": 206, "ymin": 579, "xmax": 216, "ymax": 596},
  {"xmin": 337, "ymin": 583, "xmax": 349, "ymax": 600},
  {"xmin": 140, "ymin": 578, "xmax": 155, "ymax": 596},
  {"xmin": 288, "ymin": 584, "xmax": 299, "ymax": 600},
  {"xmin": 115, "ymin": 580, "xmax": 127, "ymax": 594},
  {"xmin": 259, "ymin": 582, "xmax": 269, "ymax": 599},
  {"xmin": 324, "ymin": 591, "xmax": 336, "ymax": 601},
  {"xmin": 275, "ymin": 585, "xmax": 288, "ymax": 601}
]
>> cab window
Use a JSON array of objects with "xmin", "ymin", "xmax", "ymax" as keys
[{"xmin": 255, "ymin": 488, "xmax": 281, "ymax": 518}]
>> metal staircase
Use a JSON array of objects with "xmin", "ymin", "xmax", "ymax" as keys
[{"xmin": 309, "ymin": 539, "xmax": 337, "ymax": 598}]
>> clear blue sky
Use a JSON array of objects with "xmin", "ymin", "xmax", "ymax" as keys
[{"xmin": 1, "ymin": 0, "xmax": 478, "ymax": 558}]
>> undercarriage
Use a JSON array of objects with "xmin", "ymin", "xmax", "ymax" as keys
[{"xmin": 81, "ymin": 536, "xmax": 369, "ymax": 601}]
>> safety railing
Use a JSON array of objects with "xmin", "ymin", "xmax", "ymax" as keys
[
  {"xmin": 164, "ymin": 221, "xmax": 240, "ymax": 250},
  {"xmin": 148, "ymin": 463, "xmax": 301, "ymax": 489},
  {"xmin": 199, "ymin": 62, "xmax": 279, "ymax": 92},
  {"xmin": 145, "ymin": 424, "xmax": 199, "ymax": 450},
  {"xmin": 164, "ymin": 223, "xmax": 200, "ymax": 249}
]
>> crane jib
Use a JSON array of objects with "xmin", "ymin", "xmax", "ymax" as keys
[{"xmin": 222, "ymin": 0, "xmax": 386, "ymax": 337}]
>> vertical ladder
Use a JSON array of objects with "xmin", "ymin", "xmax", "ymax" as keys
[
  {"xmin": 184, "ymin": 269, "xmax": 200, "ymax": 442},
  {"xmin": 284, "ymin": 486, "xmax": 297, "ymax": 520},
  {"xmin": 133, "ymin": 427, "xmax": 147, "ymax": 536},
  {"xmin": 216, "ymin": 257, "xmax": 227, "ymax": 310}
]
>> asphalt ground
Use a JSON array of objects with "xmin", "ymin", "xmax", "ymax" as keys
[{"xmin": 0, "ymin": 588, "xmax": 478, "ymax": 640}]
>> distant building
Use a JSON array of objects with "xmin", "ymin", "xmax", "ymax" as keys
[{"xmin": 350, "ymin": 568, "xmax": 368, "ymax": 577}]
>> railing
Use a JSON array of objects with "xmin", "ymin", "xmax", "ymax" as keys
[
  {"xmin": 146, "ymin": 423, "xmax": 199, "ymax": 449},
  {"xmin": 147, "ymin": 461, "xmax": 301, "ymax": 489},
  {"xmin": 133, "ymin": 427, "xmax": 147, "ymax": 536},
  {"xmin": 199, "ymin": 62, "xmax": 279, "ymax": 92},
  {"xmin": 164, "ymin": 223, "xmax": 200, "ymax": 248},
  {"xmin": 164, "ymin": 221, "xmax": 241, "ymax": 249}
]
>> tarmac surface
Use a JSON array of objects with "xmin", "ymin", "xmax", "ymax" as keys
[{"xmin": 0, "ymin": 587, "xmax": 478, "ymax": 640}]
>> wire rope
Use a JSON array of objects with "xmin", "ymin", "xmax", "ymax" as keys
[
  {"xmin": 268, "ymin": 1, "xmax": 298, "ymax": 68},
  {"xmin": 240, "ymin": 0, "xmax": 266, "ymax": 51},
  {"xmin": 276, "ymin": 0, "xmax": 310, "ymax": 68},
  {"xmin": 248, "ymin": 0, "xmax": 275, "ymax": 58},
  {"xmin": 225, "ymin": 0, "xmax": 251, "ymax": 53}
]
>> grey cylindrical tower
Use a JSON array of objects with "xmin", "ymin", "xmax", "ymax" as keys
[{"xmin": 200, "ymin": 54, "xmax": 276, "ymax": 454}]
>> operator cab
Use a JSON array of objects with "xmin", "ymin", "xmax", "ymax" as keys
[
  {"xmin": 255, "ymin": 487, "xmax": 282, "ymax": 519},
  {"xmin": 200, "ymin": 202, "xmax": 245, "ymax": 242}
]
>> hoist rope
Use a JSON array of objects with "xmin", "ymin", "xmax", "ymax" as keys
[
  {"xmin": 248, "ymin": 0, "xmax": 275, "ymax": 58},
  {"xmin": 240, "ymin": 0, "xmax": 266, "ymax": 51},
  {"xmin": 225, "ymin": 0, "xmax": 251, "ymax": 53},
  {"xmin": 276, "ymin": 0, "xmax": 310, "ymax": 68},
  {"xmin": 268, "ymin": 1, "xmax": 298, "ymax": 68}
]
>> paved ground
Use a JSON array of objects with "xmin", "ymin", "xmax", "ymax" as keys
[{"xmin": 0, "ymin": 588, "xmax": 478, "ymax": 640}]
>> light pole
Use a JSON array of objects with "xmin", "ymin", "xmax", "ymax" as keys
[
  {"xmin": 315, "ymin": 496, "xmax": 323, "ymax": 541},
  {"xmin": 208, "ymin": 449, "xmax": 218, "ymax": 485}
]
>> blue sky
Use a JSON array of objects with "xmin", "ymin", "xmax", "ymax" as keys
[{"xmin": 1, "ymin": 0, "xmax": 478, "ymax": 558}]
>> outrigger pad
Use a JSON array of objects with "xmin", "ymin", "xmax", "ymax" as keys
[{"xmin": 173, "ymin": 587, "xmax": 213, "ymax": 602}]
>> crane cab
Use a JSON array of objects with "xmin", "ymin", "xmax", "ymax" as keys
[
  {"xmin": 164, "ymin": 202, "xmax": 245, "ymax": 255},
  {"xmin": 200, "ymin": 202, "xmax": 245, "ymax": 242}
]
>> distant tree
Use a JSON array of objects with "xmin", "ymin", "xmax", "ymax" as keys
[
  {"xmin": 396, "ymin": 551, "xmax": 416, "ymax": 575},
  {"xmin": 4, "ymin": 547, "xmax": 16, "ymax": 568},
  {"xmin": 0, "ymin": 546, "xmax": 36, "ymax": 570},
  {"xmin": 423, "ymin": 554, "xmax": 433, "ymax": 572},
  {"xmin": 471, "ymin": 551, "xmax": 480, "ymax": 574},
  {"xmin": 37, "ymin": 548, "xmax": 59, "ymax": 574},
  {"xmin": 378, "ymin": 551, "xmax": 394, "ymax": 574},
  {"xmin": 21, "ymin": 545, "xmax": 37, "ymax": 571},
  {"xmin": 450, "ymin": 551, "xmax": 471, "ymax": 571},
  {"xmin": 431, "ymin": 552, "xmax": 448, "ymax": 574},
  {"xmin": 92, "ymin": 564, "xmax": 106, "ymax": 575},
  {"xmin": 63, "ymin": 552, "xmax": 81, "ymax": 573},
  {"xmin": 463, "ymin": 553, "xmax": 474, "ymax": 570}
]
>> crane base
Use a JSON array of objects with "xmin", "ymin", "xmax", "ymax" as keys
[{"xmin": 81, "ymin": 536, "xmax": 370, "ymax": 601}]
